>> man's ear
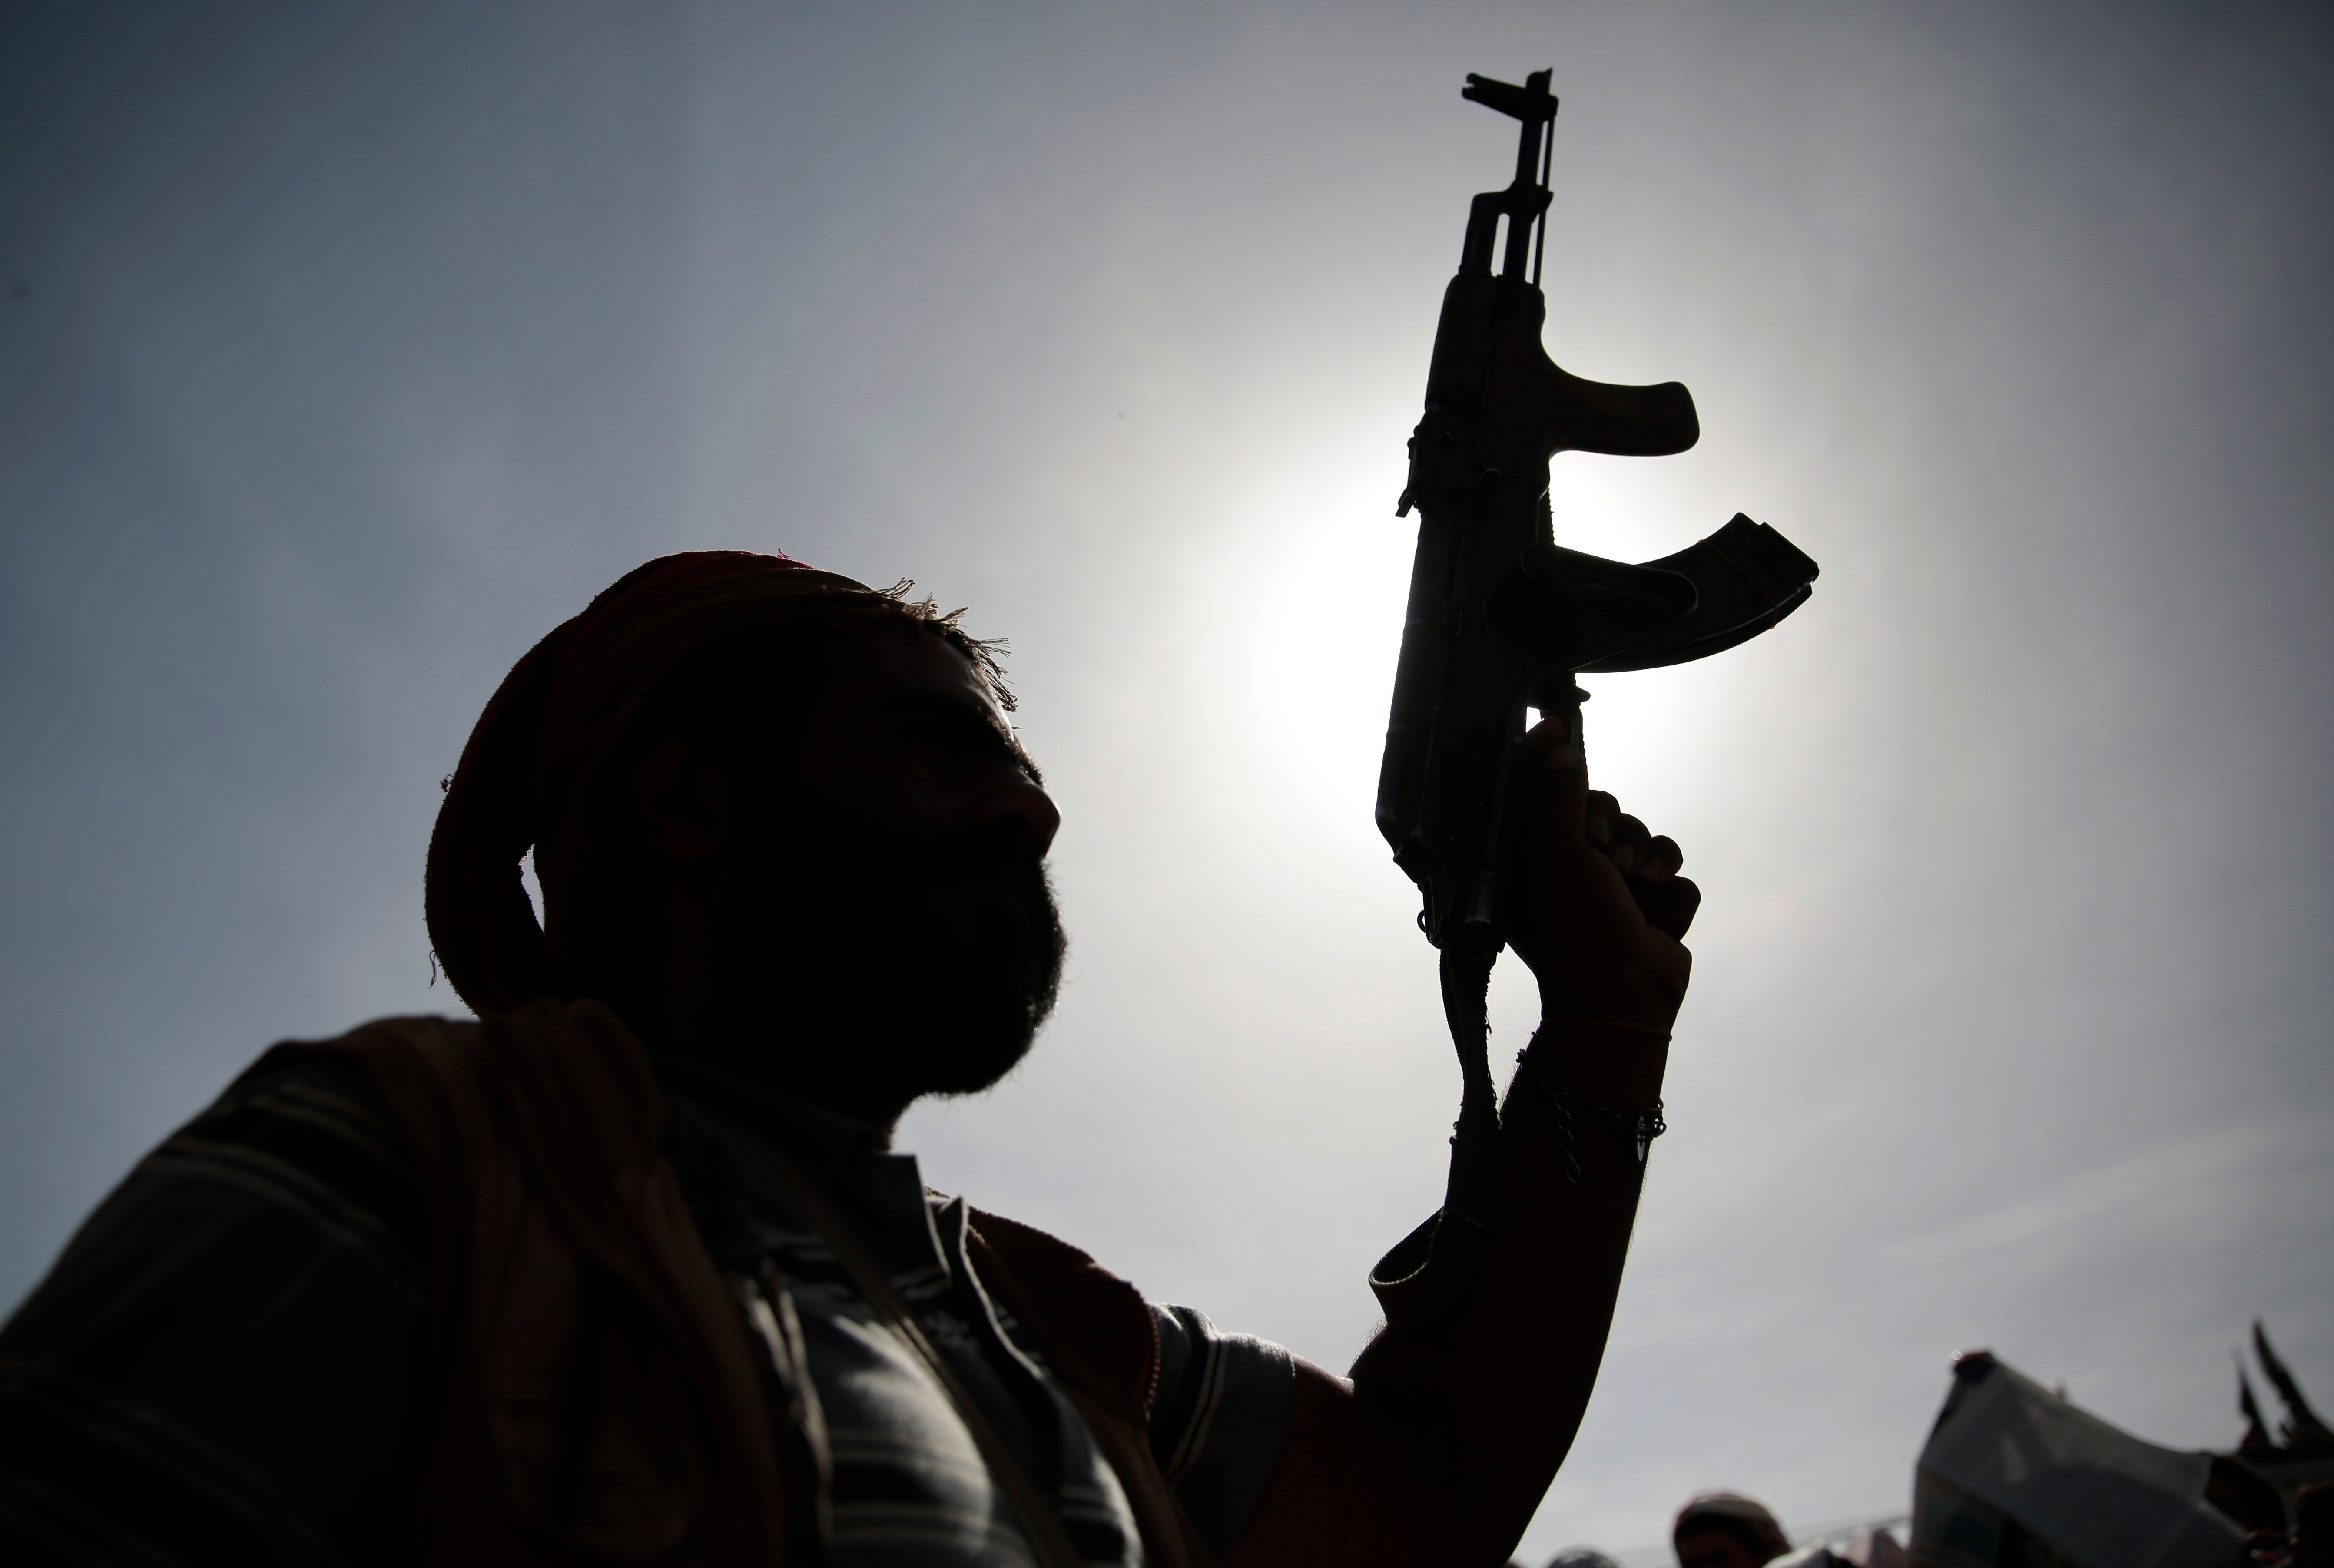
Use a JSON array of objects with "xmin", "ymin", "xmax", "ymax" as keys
[{"xmin": 631, "ymin": 732, "xmax": 739, "ymax": 861}]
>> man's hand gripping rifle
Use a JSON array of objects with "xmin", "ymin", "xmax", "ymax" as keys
[{"xmin": 1369, "ymin": 70, "xmax": 1820, "ymax": 1325}]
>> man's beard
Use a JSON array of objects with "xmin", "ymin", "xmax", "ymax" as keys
[{"xmin": 728, "ymin": 812, "xmax": 1066, "ymax": 1112}]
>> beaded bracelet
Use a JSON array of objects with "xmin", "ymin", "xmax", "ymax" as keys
[{"xmin": 1515, "ymin": 1048, "xmax": 1668, "ymax": 1187}]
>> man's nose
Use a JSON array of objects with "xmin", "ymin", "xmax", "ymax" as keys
[{"xmin": 978, "ymin": 773, "xmax": 1061, "ymax": 857}]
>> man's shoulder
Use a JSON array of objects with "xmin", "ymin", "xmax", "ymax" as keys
[
  {"xmin": 245, "ymin": 1000, "xmax": 662, "ymax": 1152},
  {"xmin": 252, "ymin": 1009, "xmax": 481, "ymax": 1065},
  {"xmin": 964, "ymin": 1206, "xmax": 1157, "ymax": 1423},
  {"xmin": 963, "ymin": 1205, "xmax": 1144, "ymax": 1322},
  {"xmin": 231, "ymin": 1010, "xmax": 481, "ymax": 1103},
  {"xmin": 963, "ymin": 1204, "xmax": 1110, "ymax": 1277}
]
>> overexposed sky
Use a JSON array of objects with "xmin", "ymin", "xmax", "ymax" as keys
[{"xmin": 3, "ymin": 3, "xmax": 2329, "ymax": 1561}]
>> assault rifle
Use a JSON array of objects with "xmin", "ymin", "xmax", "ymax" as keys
[{"xmin": 1369, "ymin": 70, "xmax": 1820, "ymax": 1324}]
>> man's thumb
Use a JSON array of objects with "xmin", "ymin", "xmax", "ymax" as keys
[{"xmin": 1524, "ymin": 715, "xmax": 1591, "ymax": 841}]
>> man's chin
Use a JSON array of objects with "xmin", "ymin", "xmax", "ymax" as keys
[
  {"xmin": 880, "ymin": 993, "xmax": 1043, "ymax": 1101},
  {"xmin": 910, "ymin": 1036, "xmax": 1036, "ymax": 1100},
  {"xmin": 741, "ymin": 870, "xmax": 1063, "ymax": 1109},
  {"xmin": 918, "ymin": 885, "xmax": 1041, "ymax": 967}
]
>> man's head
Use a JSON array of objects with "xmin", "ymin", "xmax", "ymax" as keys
[
  {"xmin": 613, "ymin": 612, "xmax": 1064, "ymax": 1121},
  {"xmin": 1673, "ymin": 1492, "xmax": 1790, "ymax": 1568},
  {"xmin": 427, "ymin": 553, "xmax": 1064, "ymax": 1130}
]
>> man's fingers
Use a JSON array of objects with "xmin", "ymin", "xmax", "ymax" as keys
[
  {"xmin": 1640, "ymin": 834, "xmax": 1684, "ymax": 880},
  {"xmin": 1632, "ymin": 874, "xmax": 1701, "ymax": 940},
  {"xmin": 1528, "ymin": 722, "xmax": 1590, "ymax": 840},
  {"xmin": 1538, "ymin": 763, "xmax": 1686, "ymax": 896},
  {"xmin": 1600, "ymin": 810, "xmax": 1648, "ymax": 872},
  {"xmin": 1582, "ymin": 788, "xmax": 1617, "ymax": 847}
]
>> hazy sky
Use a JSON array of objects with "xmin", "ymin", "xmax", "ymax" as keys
[{"xmin": 3, "ymin": 3, "xmax": 2329, "ymax": 1561}]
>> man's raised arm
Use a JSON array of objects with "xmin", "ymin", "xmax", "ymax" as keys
[{"xmin": 1229, "ymin": 711, "xmax": 1696, "ymax": 1567}]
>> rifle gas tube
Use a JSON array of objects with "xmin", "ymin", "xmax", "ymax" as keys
[{"xmin": 1369, "ymin": 70, "xmax": 1819, "ymax": 1327}]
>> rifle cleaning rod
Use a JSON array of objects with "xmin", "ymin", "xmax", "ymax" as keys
[{"xmin": 1531, "ymin": 116, "xmax": 1553, "ymax": 286}]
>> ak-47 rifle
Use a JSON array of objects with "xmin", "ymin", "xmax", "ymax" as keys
[{"xmin": 1369, "ymin": 70, "xmax": 1820, "ymax": 1325}]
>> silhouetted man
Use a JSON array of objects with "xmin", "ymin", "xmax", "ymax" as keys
[{"xmin": 0, "ymin": 553, "xmax": 1699, "ymax": 1567}]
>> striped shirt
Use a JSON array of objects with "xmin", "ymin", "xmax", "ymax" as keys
[{"xmin": 0, "ymin": 1053, "xmax": 1292, "ymax": 1568}]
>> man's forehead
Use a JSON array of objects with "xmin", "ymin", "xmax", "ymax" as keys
[{"xmin": 821, "ymin": 625, "xmax": 1011, "ymax": 725}]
